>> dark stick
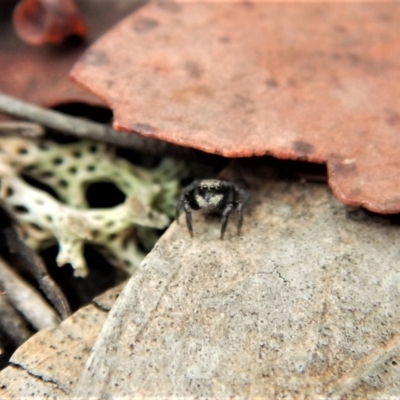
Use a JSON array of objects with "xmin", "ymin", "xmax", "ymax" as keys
[
  {"xmin": 0, "ymin": 91, "xmax": 214, "ymax": 160},
  {"xmin": 3, "ymin": 221, "xmax": 71, "ymax": 320}
]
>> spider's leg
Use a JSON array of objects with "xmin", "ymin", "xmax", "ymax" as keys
[
  {"xmin": 175, "ymin": 197, "xmax": 183, "ymax": 224},
  {"xmin": 176, "ymin": 180, "xmax": 198, "ymax": 225},
  {"xmin": 236, "ymin": 201, "xmax": 244, "ymax": 235},
  {"xmin": 183, "ymin": 201, "xmax": 194, "ymax": 237},
  {"xmin": 220, "ymin": 203, "xmax": 234, "ymax": 240}
]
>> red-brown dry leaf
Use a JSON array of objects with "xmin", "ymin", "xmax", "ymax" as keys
[
  {"xmin": 13, "ymin": 0, "xmax": 87, "ymax": 46},
  {"xmin": 0, "ymin": 0, "xmax": 143, "ymax": 107},
  {"xmin": 71, "ymin": 2, "xmax": 400, "ymax": 214}
]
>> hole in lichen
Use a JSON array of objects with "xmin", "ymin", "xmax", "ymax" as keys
[
  {"xmin": 87, "ymin": 165, "xmax": 96, "ymax": 172},
  {"xmin": 23, "ymin": 165, "xmax": 37, "ymax": 173},
  {"xmin": 59, "ymin": 179, "xmax": 68, "ymax": 188},
  {"xmin": 38, "ymin": 142, "xmax": 50, "ymax": 151},
  {"xmin": 17, "ymin": 147, "xmax": 29, "ymax": 155},
  {"xmin": 105, "ymin": 220, "xmax": 115, "ymax": 228},
  {"xmin": 107, "ymin": 233, "xmax": 117, "ymax": 241},
  {"xmin": 34, "ymin": 198, "xmax": 44, "ymax": 205},
  {"xmin": 72, "ymin": 151, "xmax": 82, "ymax": 158},
  {"xmin": 39, "ymin": 171, "xmax": 55, "ymax": 179},
  {"xmin": 4, "ymin": 186, "xmax": 14, "ymax": 198},
  {"xmin": 21, "ymin": 174, "xmax": 61, "ymax": 201},
  {"xmin": 45, "ymin": 215, "xmax": 53, "ymax": 223},
  {"xmin": 68, "ymin": 166, "xmax": 78, "ymax": 175},
  {"xmin": 85, "ymin": 182, "xmax": 126, "ymax": 208},
  {"xmin": 28, "ymin": 222, "xmax": 44, "ymax": 232},
  {"xmin": 89, "ymin": 145, "xmax": 98, "ymax": 153},
  {"xmin": 53, "ymin": 157, "xmax": 63, "ymax": 165},
  {"xmin": 13, "ymin": 205, "xmax": 29, "ymax": 214},
  {"xmin": 121, "ymin": 234, "xmax": 131, "ymax": 250}
]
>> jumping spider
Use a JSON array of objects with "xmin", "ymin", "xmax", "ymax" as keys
[{"xmin": 176, "ymin": 179, "xmax": 247, "ymax": 239}]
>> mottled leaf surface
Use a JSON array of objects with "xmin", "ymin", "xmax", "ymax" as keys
[{"xmin": 72, "ymin": 2, "xmax": 400, "ymax": 213}]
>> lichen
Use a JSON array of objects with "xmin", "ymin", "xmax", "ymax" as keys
[{"xmin": 0, "ymin": 136, "xmax": 180, "ymax": 277}]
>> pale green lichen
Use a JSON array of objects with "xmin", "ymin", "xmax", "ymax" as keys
[{"xmin": 0, "ymin": 137, "xmax": 180, "ymax": 277}]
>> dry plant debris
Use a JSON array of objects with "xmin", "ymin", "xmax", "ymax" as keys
[
  {"xmin": 71, "ymin": 2, "xmax": 400, "ymax": 214},
  {"xmin": 0, "ymin": 256, "xmax": 60, "ymax": 331},
  {"xmin": 0, "ymin": 0, "xmax": 143, "ymax": 107},
  {"xmin": 13, "ymin": 0, "xmax": 87, "ymax": 45},
  {"xmin": 0, "ymin": 216, "xmax": 71, "ymax": 320},
  {"xmin": 0, "ymin": 283, "xmax": 125, "ymax": 399},
  {"xmin": 0, "ymin": 135, "xmax": 179, "ymax": 277}
]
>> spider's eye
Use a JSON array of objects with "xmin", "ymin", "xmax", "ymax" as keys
[
  {"xmin": 210, "ymin": 185, "xmax": 215, "ymax": 190},
  {"xmin": 202, "ymin": 185, "xmax": 208, "ymax": 191}
]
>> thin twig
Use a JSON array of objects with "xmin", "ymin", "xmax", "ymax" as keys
[
  {"xmin": 0, "ymin": 256, "xmax": 61, "ymax": 330},
  {"xmin": 3, "ymin": 223, "xmax": 71, "ymax": 320},
  {"xmin": 0, "ymin": 292, "xmax": 32, "ymax": 347},
  {"xmin": 0, "ymin": 121, "xmax": 44, "ymax": 138},
  {"xmin": 0, "ymin": 91, "xmax": 213, "ymax": 159}
]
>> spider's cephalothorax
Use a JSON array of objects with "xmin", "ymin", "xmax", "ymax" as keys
[{"xmin": 176, "ymin": 179, "xmax": 247, "ymax": 240}]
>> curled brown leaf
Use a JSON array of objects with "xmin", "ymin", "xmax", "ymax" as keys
[{"xmin": 13, "ymin": 0, "xmax": 87, "ymax": 45}]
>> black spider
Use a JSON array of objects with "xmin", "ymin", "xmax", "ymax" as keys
[{"xmin": 176, "ymin": 179, "xmax": 247, "ymax": 239}]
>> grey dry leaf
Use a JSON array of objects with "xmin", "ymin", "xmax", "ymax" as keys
[{"xmin": 71, "ymin": 161, "xmax": 400, "ymax": 399}]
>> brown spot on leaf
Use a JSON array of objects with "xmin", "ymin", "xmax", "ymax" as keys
[
  {"xmin": 132, "ymin": 18, "xmax": 159, "ymax": 33},
  {"xmin": 293, "ymin": 141, "xmax": 314, "ymax": 156},
  {"xmin": 385, "ymin": 109, "xmax": 400, "ymax": 126},
  {"xmin": 242, "ymin": 1, "xmax": 255, "ymax": 8},
  {"xmin": 231, "ymin": 95, "xmax": 255, "ymax": 115},
  {"xmin": 346, "ymin": 53, "xmax": 361, "ymax": 65},
  {"xmin": 219, "ymin": 36, "xmax": 231, "ymax": 44},
  {"xmin": 265, "ymin": 79, "xmax": 279, "ymax": 88},
  {"xmin": 184, "ymin": 61, "xmax": 203, "ymax": 79}
]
